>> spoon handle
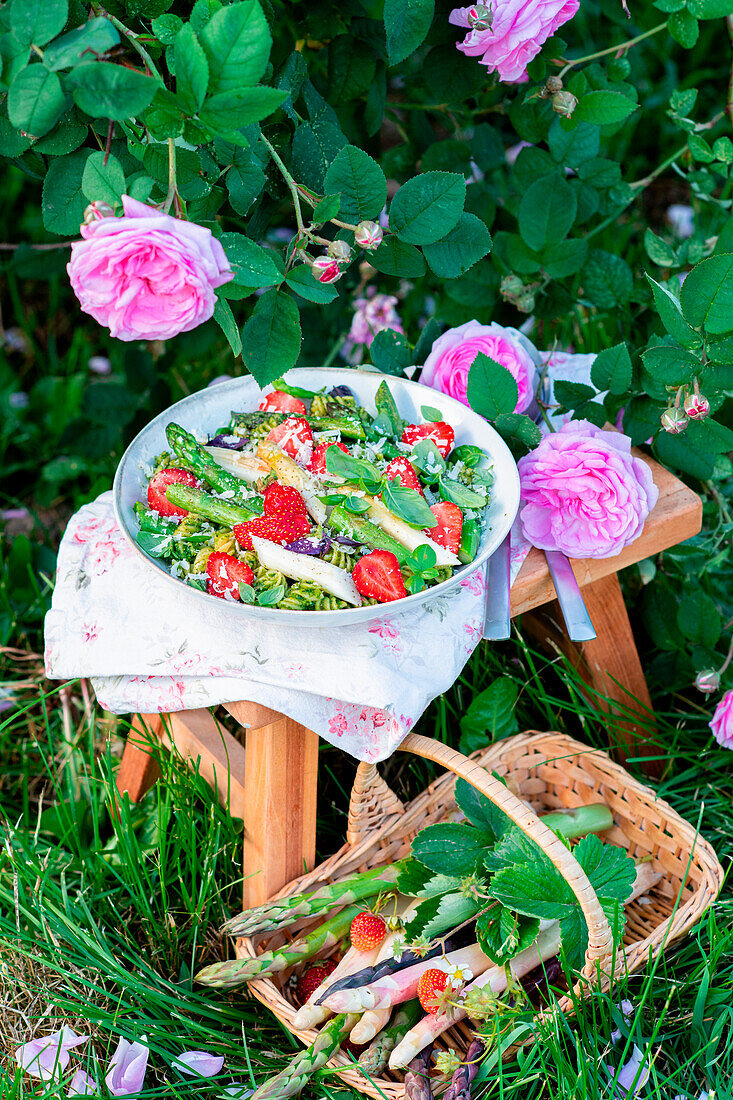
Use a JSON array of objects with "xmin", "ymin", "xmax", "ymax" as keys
[
  {"xmin": 544, "ymin": 550, "xmax": 597, "ymax": 642},
  {"xmin": 482, "ymin": 534, "xmax": 511, "ymax": 640}
]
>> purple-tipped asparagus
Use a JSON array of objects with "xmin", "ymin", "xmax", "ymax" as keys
[
  {"xmin": 404, "ymin": 1044, "xmax": 433, "ymax": 1100},
  {"xmin": 443, "ymin": 1039, "xmax": 483, "ymax": 1100}
]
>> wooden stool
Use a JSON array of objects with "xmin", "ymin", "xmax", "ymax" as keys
[{"xmin": 114, "ymin": 453, "xmax": 700, "ymax": 902}]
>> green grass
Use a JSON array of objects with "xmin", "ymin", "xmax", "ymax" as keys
[{"xmin": 0, "ymin": 630, "xmax": 730, "ymax": 1100}]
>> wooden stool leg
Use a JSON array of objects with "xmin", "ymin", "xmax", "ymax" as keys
[
  {"xmin": 116, "ymin": 713, "xmax": 164, "ymax": 802},
  {"xmin": 242, "ymin": 716, "xmax": 319, "ymax": 907},
  {"xmin": 577, "ymin": 574, "xmax": 663, "ymax": 777}
]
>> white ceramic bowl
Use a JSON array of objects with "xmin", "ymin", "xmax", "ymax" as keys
[{"xmin": 113, "ymin": 368, "xmax": 520, "ymax": 626}]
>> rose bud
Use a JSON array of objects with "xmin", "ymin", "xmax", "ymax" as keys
[
  {"xmin": 82, "ymin": 201, "xmax": 115, "ymax": 225},
  {"xmin": 354, "ymin": 220, "xmax": 384, "ymax": 250},
  {"xmin": 516, "ymin": 290, "xmax": 536, "ymax": 313},
  {"xmin": 695, "ymin": 668, "xmax": 721, "ymax": 694},
  {"xmin": 312, "ymin": 256, "xmax": 343, "ymax": 284},
  {"xmin": 661, "ymin": 407, "xmax": 689, "ymax": 433},
  {"xmin": 327, "ymin": 239, "xmax": 352, "ymax": 263},
  {"xmin": 552, "ymin": 91, "xmax": 578, "ymax": 118},
  {"xmin": 500, "ymin": 274, "xmax": 524, "ymax": 300},
  {"xmin": 683, "ymin": 391, "xmax": 710, "ymax": 420},
  {"xmin": 467, "ymin": 3, "xmax": 492, "ymax": 30},
  {"xmin": 545, "ymin": 75, "xmax": 563, "ymax": 94}
]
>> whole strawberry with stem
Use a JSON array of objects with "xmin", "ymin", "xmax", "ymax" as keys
[
  {"xmin": 350, "ymin": 911, "xmax": 387, "ymax": 952},
  {"xmin": 417, "ymin": 968, "xmax": 459, "ymax": 1016}
]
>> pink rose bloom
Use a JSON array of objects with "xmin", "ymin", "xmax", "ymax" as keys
[
  {"xmin": 450, "ymin": 0, "xmax": 579, "ymax": 83},
  {"xmin": 517, "ymin": 420, "xmax": 659, "ymax": 558},
  {"xmin": 348, "ymin": 290, "xmax": 403, "ymax": 349},
  {"xmin": 67, "ymin": 196, "xmax": 232, "ymax": 341},
  {"xmin": 710, "ymin": 690, "xmax": 733, "ymax": 750},
  {"xmin": 421, "ymin": 319, "xmax": 538, "ymax": 413}
]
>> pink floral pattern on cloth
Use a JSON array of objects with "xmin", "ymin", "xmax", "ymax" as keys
[{"xmin": 44, "ymin": 493, "xmax": 528, "ymax": 762}]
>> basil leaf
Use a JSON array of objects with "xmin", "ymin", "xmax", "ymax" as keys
[
  {"xmin": 383, "ymin": 481, "xmax": 438, "ymax": 527},
  {"xmin": 421, "ymin": 404, "xmax": 443, "ymax": 422},
  {"xmin": 257, "ymin": 583, "xmax": 287, "ymax": 606},
  {"xmin": 238, "ymin": 582, "xmax": 256, "ymax": 603},
  {"xmin": 344, "ymin": 494, "xmax": 370, "ymax": 514},
  {"xmin": 439, "ymin": 476, "xmax": 487, "ymax": 509},
  {"xmin": 137, "ymin": 529, "xmax": 174, "ymax": 558},
  {"xmin": 411, "ymin": 544, "xmax": 437, "ymax": 571},
  {"xmin": 410, "ymin": 437, "xmax": 446, "ymax": 480},
  {"xmin": 188, "ymin": 575, "xmax": 207, "ymax": 591},
  {"xmin": 450, "ymin": 444, "xmax": 484, "ymax": 468},
  {"xmin": 325, "ymin": 444, "xmax": 381, "ymax": 486}
]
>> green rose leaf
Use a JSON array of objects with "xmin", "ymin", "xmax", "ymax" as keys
[
  {"xmin": 218, "ymin": 232, "xmax": 283, "ymax": 288},
  {"xmin": 389, "ymin": 171, "xmax": 465, "ymax": 245},
  {"xmin": 200, "ymin": 0, "xmax": 270, "ymax": 94},
  {"xmin": 8, "ymin": 65, "xmax": 66, "ymax": 138},
  {"xmin": 646, "ymin": 274, "xmax": 702, "ymax": 348},
  {"xmin": 677, "ymin": 590, "xmax": 721, "ymax": 647},
  {"xmin": 81, "ymin": 150, "xmax": 125, "ymax": 205},
  {"xmin": 285, "ymin": 265, "xmax": 339, "ymax": 303},
  {"xmin": 688, "ymin": 0, "xmax": 733, "ymax": 14},
  {"xmin": 459, "ymin": 676, "xmax": 519, "ymax": 753},
  {"xmin": 326, "ymin": 35, "xmax": 376, "ymax": 102},
  {"xmin": 554, "ymin": 380, "xmax": 596, "ymax": 407},
  {"xmin": 174, "ymin": 24, "xmax": 209, "ymax": 113},
  {"xmin": 66, "ymin": 62, "xmax": 158, "ymax": 121},
  {"xmin": 669, "ymin": 8, "xmax": 699, "ymax": 46},
  {"xmin": 200, "ymin": 86, "xmax": 287, "ymax": 132},
  {"xmin": 313, "ymin": 194, "xmax": 341, "ymax": 223},
  {"xmin": 644, "ymin": 228, "xmax": 678, "ymax": 267},
  {"xmin": 384, "ymin": 0, "xmax": 435, "ymax": 65},
  {"xmin": 213, "ymin": 296, "xmax": 242, "ymax": 357},
  {"xmin": 422, "ymin": 212, "xmax": 492, "ymax": 278},
  {"xmin": 241, "ymin": 289, "xmax": 302, "ymax": 386},
  {"xmin": 540, "ymin": 237, "xmax": 588, "ymax": 279},
  {"xmin": 654, "ymin": 423, "xmax": 716, "ymax": 479},
  {"xmin": 370, "ymin": 329, "xmax": 413, "ymax": 376},
  {"xmin": 41, "ymin": 147, "xmax": 92, "ymax": 234},
  {"xmin": 591, "ymin": 342, "xmax": 632, "ymax": 394},
  {"xmin": 11, "ymin": 0, "xmax": 67, "ymax": 46},
  {"xmin": 43, "ymin": 17, "xmax": 120, "ymax": 70},
  {"xmin": 679, "ymin": 253, "xmax": 733, "ymax": 335},
  {"xmin": 583, "ymin": 250, "xmax": 633, "ymax": 309},
  {"xmin": 518, "ymin": 174, "xmax": 576, "ymax": 252},
  {"xmin": 323, "ymin": 144, "xmax": 387, "ymax": 221},
  {"xmin": 548, "ymin": 118, "xmax": 600, "ymax": 168},
  {"xmin": 575, "ymin": 90, "xmax": 639, "ymax": 125},
  {"xmin": 466, "ymin": 352, "xmax": 519, "ymax": 419},
  {"xmin": 227, "ymin": 158, "xmax": 266, "ymax": 215},
  {"xmin": 493, "ymin": 413, "xmax": 542, "ymax": 449},
  {"xmin": 641, "ymin": 344, "xmax": 699, "ymax": 385},
  {"xmin": 152, "ymin": 14, "xmax": 183, "ymax": 45},
  {"xmin": 370, "ymin": 237, "xmax": 426, "ymax": 277}
]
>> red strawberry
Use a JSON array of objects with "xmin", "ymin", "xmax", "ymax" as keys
[
  {"xmin": 233, "ymin": 512, "xmax": 310, "ymax": 551},
  {"xmin": 259, "ymin": 390, "xmax": 307, "ymax": 416},
  {"xmin": 352, "ymin": 550, "xmax": 407, "ymax": 604},
  {"xmin": 147, "ymin": 467, "xmax": 200, "ymax": 517},
  {"xmin": 425, "ymin": 502, "xmax": 463, "ymax": 554},
  {"xmin": 309, "ymin": 441, "xmax": 349, "ymax": 475},
  {"xmin": 401, "ymin": 421, "xmax": 455, "ymax": 458},
  {"xmin": 263, "ymin": 482, "xmax": 308, "ymax": 523},
  {"xmin": 266, "ymin": 416, "xmax": 314, "ymax": 466},
  {"xmin": 417, "ymin": 968, "xmax": 451, "ymax": 1015},
  {"xmin": 350, "ymin": 911, "xmax": 387, "ymax": 952},
  {"xmin": 206, "ymin": 552, "xmax": 254, "ymax": 601},
  {"xmin": 384, "ymin": 456, "xmax": 424, "ymax": 495},
  {"xmin": 295, "ymin": 958, "xmax": 338, "ymax": 1005}
]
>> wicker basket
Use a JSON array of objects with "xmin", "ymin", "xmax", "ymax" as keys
[{"xmin": 236, "ymin": 731, "xmax": 723, "ymax": 1098}]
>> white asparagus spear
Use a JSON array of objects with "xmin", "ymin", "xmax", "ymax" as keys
[
  {"xmin": 204, "ymin": 447, "xmax": 269, "ymax": 483},
  {"xmin": 257, "ymin": 440, "xmax": 328, "ymax": 525},
  {"xmin": 293, "ymin": 943, "xmax": 383, "ymax": 1030},
  {"xmin": 251, "ymin": 536, "xmax": 362, "ymax": 607},
  {"xmin": 349, "ymin": 915, "xmax": 422, "ymax": 1045},
  {"xmin": 331, "ymin": 488, "xmax": 460, "ymax": 568},
  {"xmin": 389, "ymin": 862, "xmax": 662, "ymax": 1069},
  {"xmin": 323, "ymin": 943, "xmax": 491, "ymax": 1013}
]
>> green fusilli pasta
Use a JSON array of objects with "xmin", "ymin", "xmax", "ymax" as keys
[
  {"xmin": 256, "ymin": 564, "xmax": 287, "ymax": 590},
  {"xmin": 214, "ymin": 529, "xmax": 237, "ymax": 554},
  {"xmin": 315, "ymin": 594, "xmax": 349, "ymax": 611},
  {"xmin": 192, "ymin": 546, "xmax": 213, "ymax": 573},
  {"xmin": 278, "ymin": 580, "xmax": 323, "ymax": 610},
  {"xmin": 321, "ymin": 545, "xmax": 355, "ymax": 571}
]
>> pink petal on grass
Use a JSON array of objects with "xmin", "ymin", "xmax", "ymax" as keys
[
  {"xmin": 172, "ymin": 1050, "xmax": 225, "ymax": 1077},
  {"xmin": 105, "ymin": 1038, "xmax": 149, "ymax": 1096},
  {"xmin": 68, "ymin": 1069, "xmax": 98, "ymax": 1096},
  {"xmin": 612, "ymin": 1045, "xmax": 651, "ymax": 1097},
  {"xmin": 15, "ymin": 1027, "xmax": 88, "ymax": 1081}
]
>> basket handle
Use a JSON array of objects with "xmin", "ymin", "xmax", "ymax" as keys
[{"xmin": 348, "ymin": 733, "xmax": 614, "ymax": 981}]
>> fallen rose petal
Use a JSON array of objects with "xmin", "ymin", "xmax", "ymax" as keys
[
  {"xmin": 68, "ymin": 1069, "xmax": 98, "ymax": 1096},
  {"xmin": 172, "ymin": 1050, "xmax": 225, "ymax": 1077},
  {"xmin": 105, "ymin": 1038, "xmax": 149, "ymax": 1096},
  {"xmin": 223, "ymin": 1087, "xmax": 254, "ymax": 1099},
  {"xmin": 15, "ymin": 1027, "xmax": 88, "ymax": 1081},
  {"xmin": 611, "ymin": 1044, "xmax": 651, "ymax": 1097}
]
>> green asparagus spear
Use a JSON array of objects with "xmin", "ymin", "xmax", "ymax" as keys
[
  {"xmin": 310, "ymin": 413, "xmax": 366, "ymax": 439},
  {"xmin": 195, "ymin": 904, "xmax": 361, "ymax": 988},
  {"xmin": 250, "ymin": 1013, "xmax": 360, "ymax": 1100},
  {"xmin": 224, "ymin": 862, "xmax": 403, "ymax": 937},
  {"xmin": 457, "ymin": 517, "xmax": 479, "ymax": 564},
  {"xmin": 165, "ymin": 484, "xmax": 262, "ymax": 526},
  {"xmin": 358, "ymin": 1000, "xmax": 423, "ymax": 1077},
  {"xmin": 329, "ymin": 505, "xmax": 409, "ymax": 563},
  {"xmin": 166, "ymin": 423, "xmax": 254, "ymax": 503}
]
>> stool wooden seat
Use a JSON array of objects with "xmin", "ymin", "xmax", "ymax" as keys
[{"xmin": 115, "ymin": 452, "xmax": 701, "ymax": 905}]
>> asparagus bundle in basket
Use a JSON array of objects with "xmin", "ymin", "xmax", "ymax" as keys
[
  {"xmin": 250, "ymin": 1013, "xmax": 360, "ymax": 1100},
  {"xmin": 357, "ymin": 1000, "xmax": 423, "ymax": 1077}
]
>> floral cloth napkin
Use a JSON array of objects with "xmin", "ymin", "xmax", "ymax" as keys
[{"xmin": 44, "ymin": 492, "xmax": 529, "ymax": 763}]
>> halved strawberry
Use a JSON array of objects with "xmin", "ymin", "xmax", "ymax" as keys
[
  {"xmin": 309, "ymin": 441, "xmax": 349, "ymax": 475},
  {"xmin": 206, "ymin": 552, "xmax": 254, "ymax": 601},
  {"xmin": 352, "ymin": 550, "xmax": 407, "ymax": 604},
  {"xmin": 263, "ymin": 482, "xmax": 308, "ymax": 523},
  {"xmin": 401, "ymin": 421, "xmax": 455, "ymax": 458},
  {"xmin": 266, "ymin": 416, "xmax": 314, "ymax": 466},
  {"xmin": 425, "ymin": 501, "xmax": 463, "ymax": 554},
  {"xmin": 383, "ymin": 456, "xmax": 424, "ymax": 495},
  {"xmin": 147, "ymin": 468, "xmax": 201, "ymax": 517},
  {"xmin": 233, "ymin": 512, "xmax": 310, "ymax": 551},
  {"xmin": 259, "ymin": 390, "xmax": 307, "ymax": 416}
]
